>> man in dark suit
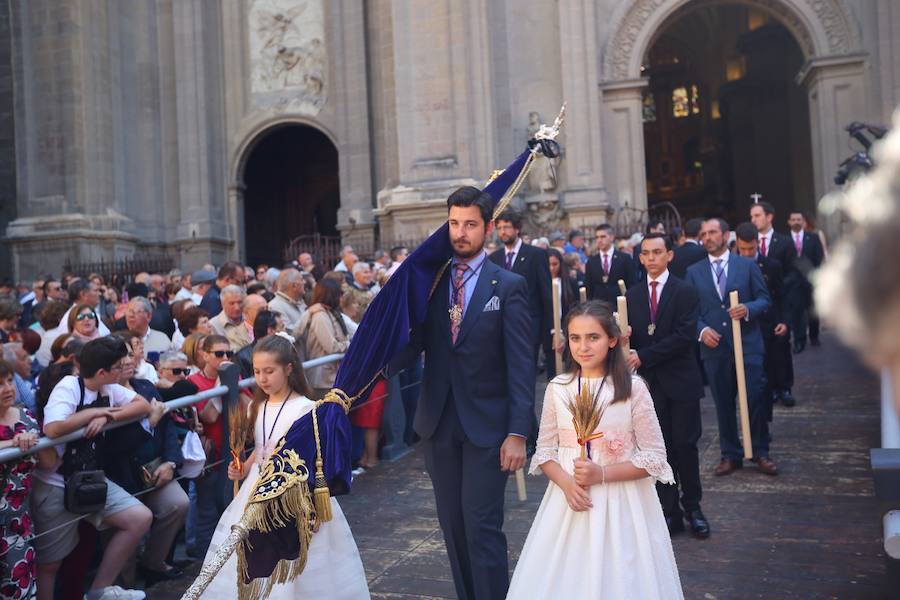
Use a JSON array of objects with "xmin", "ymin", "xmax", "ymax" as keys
[
  {"xmin": 199, "ymin": 261, "xmax": 243, "ymax": 318},
  {"xmin": 625, "ymin": 233, "xmax": 708, "ymax": 539},
  {"xmin": 390, "ymin": 186, "xmax": 533, "ymax": 600},
  {"xmin": 669, "ymin": 218, "xmax": 707, "ymax": 279},
  {"xmin": 735, "ymin": 223, "xmax": 795, "ymax": 412},
  {"xmin": 750, "ymin": 201, "xmax": 800, "ymax": 350},
  {"xmin": 585, "ymin": 224, "xmax": 637, "ymax": 306},
  {"xmin": 632, "ymin": 220, "xmax": 666, "ymax": 280},
  {"xmin": 787, "ymin": 210, "xmax": 825, "ymax": 352},
  {"xmin": 687, "ymin": 218, "xmax": 777, "ymax": 476},
  {"xmin": 489, "ymin": 209, "xmax": 552, "ymax": 365}
]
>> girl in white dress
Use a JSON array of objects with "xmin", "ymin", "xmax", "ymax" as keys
[
  {"xmin": 508, "ymin": 301, "xmax": 683, "ymax": 600},
  {"xmin": 200, "ymin": 334, "xmax": 369, "ymax": 599}
]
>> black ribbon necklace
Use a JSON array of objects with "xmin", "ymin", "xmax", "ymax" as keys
[{"xmin": 262, "ymin": 391, "xmax": 293, "ymax": 448}]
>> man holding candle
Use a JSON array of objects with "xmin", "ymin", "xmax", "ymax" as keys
[
  {"xmin": 625, "ymin": 232, "xmax": 709, "ymax": 538},
  {"xmin": 686, "ymin": 218, "xmax": 776, "ymax": 476}
]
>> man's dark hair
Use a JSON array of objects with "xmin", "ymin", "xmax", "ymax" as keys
[
  {"xmin": 754, "ymin": 201, "xmax": 776, "ymax": 216},
  {"xmin": 646, "ymin": 220, "xmax": 665, "ymax": 234},
  {"xmin": 253, "ymin": 310, "xmax": 279, "ymax": 340},
  {"xmin": 706, "ymin": 217, "xmax": 730, "ymax": 233},
  {"xmin": 218, "ymin": 261, "xmax": 244, "ymax": 281},
  {"xmin": 683, "ymin": 218, "xmax": 703, "ymax": 238},
  {"xmin": 447, "ymin": 186, "xmax": 493, "ymax": 225},
  {"xmin": 735, "ymin": 222, "xmax": 759, "ymax": 243},
  {"xmin": 641, "ymin": 232, "xmax": 672, "ymax": 251},
  {"xmin": 389, "ymin": 246, "xmax": 408, "ymax": 262},
  {"xmin": 595, "ymin": 223, "xmax": 614, "ymax": 234},
  {"xmin": 67, "ymin": 279, "xmax": 92, "ymax": 305},
  {"xmin": 789, "ymin": 209, "xmax": 807, "ymax": 219},
  {"xmin": 79, "ymin": 336, "xmax": 129, "ymax": 379},
  {"xmin": 42, "ymin": 279, "xmax": 58, "ymax": 297},
  {"xmin": 568, "ymin": 229, "xmax": 584, "ymax": 242},
  {"xmin": 126, "ymin": 282, "xmax": 150, "ymax": 300},
  {"xmin": 494, "ymin": 209, "xmax": 523, "ymax": 231}
]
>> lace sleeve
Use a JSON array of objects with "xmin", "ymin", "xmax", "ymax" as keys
[
  {"xmin": 629, "ymin": 377, "xmax": 675, "ymax": 485},
  {"xmin": 529, "ymin": 383, "xmax": 560, "ymax": 475}
]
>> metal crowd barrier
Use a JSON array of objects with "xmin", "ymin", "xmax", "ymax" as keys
[
  {"xmin": 0, "ymin": 354, "xmax": 346, "ymax": 464},
  {"xmin": 872, "ymin": 370, "xmax": 900, "ymax": 590}
]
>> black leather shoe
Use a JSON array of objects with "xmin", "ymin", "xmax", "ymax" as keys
[
  {"xmin": 665, "ymin": 515, "xmax": 685, "ymax": 535},
  {"xmin": 781, "ymin": 389, "xmax": 795, "ymax": 407},
  {"xmin": 793, "ymin": 340, "xmax": 806, "ymax": 354},
  {"xmin": 685, "ymin": 509, "xmax": 710, "ymax": 539}
]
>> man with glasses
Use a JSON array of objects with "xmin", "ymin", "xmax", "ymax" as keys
[{"xmin": 125, "ymin": 297, "xmax": 171, "ymax": 357}]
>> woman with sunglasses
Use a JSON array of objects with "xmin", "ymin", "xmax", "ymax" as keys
[
  {"xmin": 187, "ymin": 334, "xmax": 234, "ymax": 556},
  {"xmin": 67, "ymin": 304, "xmax": 102, "ymax": 341}
]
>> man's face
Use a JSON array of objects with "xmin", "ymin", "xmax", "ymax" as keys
[
  {"xmin": 289, "ymin": 277, "xmax": 305, "ymax": 300},
  {"xmin": 354, "ymin": 265, "xmax": 373, "ymax": 287},
  {"xmin": 571, "ymin": 235, "xmax": 585, "ymax": 249},
  {"xmin": 749, "ymin": 205, "xmax": 773, "ymax": 233},
  {"xmin": 80, "ymin": 281, "xmax": 100, "ymax": 308},
  {"xmin": 223, "ymin": 293, "xmax": 244, "ymax": 321},
  {"xmin": 449, "ymin": 205, "xmax": 491, "ymax": 259},
  {"xmin": 181, "ymin": 275, "xmax": 191, "ymax": 290},
  {"xmin": 651, "ymin": 223, "xmax": 666, "ymax": 234},
  {"xmin": 12, "ymin": 347, "xmax": 30, "ymax": 379},
  {"xmin": 47, "ymin": 281, "xmax": 65, "ymax": 302},
  {"xmin": 149, "ymin": 275, "xmax": 165, "ymax": 295},
  {"xmin": 125, "ymin": 302, "xmax": 151, "ymax": 333},
  {"xmin": 33, "ymin": 281, "xmax": 45, "ymax": 301},
  {"xmin": 299, "ymin": 253, "xmax": 313, "ymax": 268},
  {"xmin": 244, "ymin": 295, "xmax": 266, "ymax": 325},
  {"xmin": 736, "ymin": 238, "xmax": 758, "ymax": 258},
  {"xmin": 788, "ymin": 213, "xmax": 804, "ymax": 232},
  {"xmin": 170, "ymin": 275, "xmax": 182, "ymax": 289},
  {"xmin": 98, "ymin": 357, "xmax": 127, "ymax": 386},
  {"xmin": 639, "ymin": 237, "xmax": 673, "ymax": 278},
  {"xmin": 495, "ymin": 220, "xmax": 519, "ymax": 246},
  {"xmin": 394, "ymin": 249, "xmax": 408, "ymax": 263},
  {"xmin": 595, "ymin": 229, "xmax": 613, "ymax": 252},
  {"xmin": 701, "ymin": 220, "xmax": 728, "ymax": 255},
  {"xmin": 159, "ymin": 359, "xmax": 189, "ymax": 383}
]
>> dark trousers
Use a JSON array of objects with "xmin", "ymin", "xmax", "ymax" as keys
[
  {"xmin": 789, "ymin": 281, "xmax": 813, "ymax": 344},
  {"xmin": 650, "ymin": 383, "xmax": 702, "ymax": 518},
  {"xmin": 423, "ymin": 399, "xmax": 510, "ymax": 600},
  {"xmin": 703, "ymin": 355, "xmax": 770, "ymax": 460},
  {"xmin": 763, "ymin": 332, "xmax": 794, "ymax": 390},
  {"xmin": 194, "ymin": 466, "xmax": 227, "ymax": 556}
]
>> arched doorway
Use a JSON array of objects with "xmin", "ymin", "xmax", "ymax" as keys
[
  {"xmin": 641, "ymin": 3, "xmax": 814, "ymax": 222},
  {"xmin": 241, "ymin": 124, "xmax": 339, "ymax": 267}
]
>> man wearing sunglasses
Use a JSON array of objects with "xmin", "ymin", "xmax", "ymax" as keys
[{"xmin": 156, "ymin": 351, "xmax": 192, "ymax": 390}]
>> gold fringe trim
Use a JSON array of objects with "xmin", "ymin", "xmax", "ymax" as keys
[{"xmin": 236, "ymin": 479, "xmax": 314, "ymax": 600}]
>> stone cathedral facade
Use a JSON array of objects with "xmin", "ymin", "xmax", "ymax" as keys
[{"xmin": 1, "ymin": 0, "xmax": 898, "ymax": 280}]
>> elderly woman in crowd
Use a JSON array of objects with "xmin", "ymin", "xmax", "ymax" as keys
[
  {"xmin": 67, "ymin": 304, "xmax": 102, "ymax": 342},
  {"xmin": 0, "ymin": 360, "xmax": 54, "ymax": 600},
  {"xmin": 294, "ymin": 278, "xmax": 351, "ymax": 399}
]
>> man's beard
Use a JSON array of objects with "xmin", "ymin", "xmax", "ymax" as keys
[{"xmin": 452, "ymin": 238, "xmax": 485, "ymax": 259}]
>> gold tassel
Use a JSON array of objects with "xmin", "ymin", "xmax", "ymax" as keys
[{"xmin": 310, "ymin": 405, "xmax": 334, "ymax": 522}]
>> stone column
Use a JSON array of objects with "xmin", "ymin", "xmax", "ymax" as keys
[
  {"xmin": 557, "ymin": 0, "xmax": 610, "ymax": 226},
  {"xmin": 4, "ymin": 0, "xmax": 138, "ymax": 279},
  {"xmin": 798, "ymin": 54, "xmax": 867, "ymax": 236},
  {"xmin": 599, "ymin": 78, "xmax": 650, "ymax": 213},
  {"xmin": 170, "ymin": 0, "xmax": 232, "ymax": 268},
  {"xmin": 374, "ymin": 0, "xmax": 497, "ymax": 242}
]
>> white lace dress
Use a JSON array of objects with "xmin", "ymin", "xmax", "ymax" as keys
[
  {"xmin": 200, "ymin": 396, "xmax": 370, "ymax": 599},
  {"xmin": 507, "ymin": 375, "xmax": 683, "ymax": 600}
]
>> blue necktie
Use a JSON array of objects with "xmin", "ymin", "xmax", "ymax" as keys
[
  {"xmin": 713, "ymin": 259, "xmax": 726, "ymax": 299},
  {"xmin": 505, "ymin": 252, "xmax": 515, "ymax": 270}
]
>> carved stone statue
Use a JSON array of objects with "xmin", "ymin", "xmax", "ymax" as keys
[{"xmin": 526, "ymin": 111, "xmax": 559, "ymax": 193}]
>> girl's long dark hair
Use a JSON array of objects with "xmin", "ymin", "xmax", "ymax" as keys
[
  {"xmin": 247, "ymin": 334, "xmax": 315, "ymax": 431},
  {"xmin": 547, "ymin": 248, "xmax": 575, "ymax": 311},
  {"xmin": 561, "ymin": 300, "xmax": 632, "ymax": 403}
]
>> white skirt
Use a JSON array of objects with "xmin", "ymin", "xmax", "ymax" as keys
[
  {"xmin": 199, "ymin": 463, "xmax": 370, "ymax": 599},
  {"xmin": 507, "ymin": 447, "xmax": 683, "ymax": 600}
]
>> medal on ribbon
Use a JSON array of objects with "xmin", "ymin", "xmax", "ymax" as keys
[{"xmin": 648, "ymin": 323, "xmax": 656, "ymax": 336}]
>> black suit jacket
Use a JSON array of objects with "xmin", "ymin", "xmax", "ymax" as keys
[
  {"xmin": 755, "ymin": 254, "xmax": 790, "ymax": 331},
  {"xmin": 626, "ymin": 274, "xmax": 704, "ymax": 400},
  {"xmin": 584, "ymin": 250, "xmax": 637, "ymax": 307},
  {"xmin": 489, "ymin": 242, "xmax": 552, "ymax": 347},
  {"xmin": 669, "ymin": 241, "xmax": 707, "ymax": 279},
  {"xmin": 763, "ymin": 231, "xmax": 796, "ymax": 280},
  {"xmin": 794, "ymin": 231, "xmax": 825, "ymax": 277},
  {"xmin": 389, "ymin": 259, "xmax": 534, "ymax": 447}
]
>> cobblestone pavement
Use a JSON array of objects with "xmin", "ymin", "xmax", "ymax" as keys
[{"xmin": 154, "ymin": 332, "xmax": 885, "ymax": 599}]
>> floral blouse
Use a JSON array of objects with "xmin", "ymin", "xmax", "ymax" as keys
[{"xmin": 0, "ymin": 409, "xmax": 39, "ymax": 519}]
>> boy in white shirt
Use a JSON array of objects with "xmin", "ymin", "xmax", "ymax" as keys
[{"xmin": 33, "ymin": 336, "xmax": 153, "ymax": 600}]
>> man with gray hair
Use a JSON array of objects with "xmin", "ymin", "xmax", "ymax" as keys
[
  {"xmin": 209, "ymin": 285, "xmax": 256, "ymax": 351},
  {"xmin": 125, "ymin": 297, "xmax": 172, "ymax": 356},
  {"xmin": 2, "ymin": 342, "xmax": 36, "ymax": 413},
  {"xmin": 156, "ymin": 350, "xmax": 191, "ymax": 389},
  {"xmin": 268, "ymin": 269, "xmax": 306, "ymax": 331}
]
